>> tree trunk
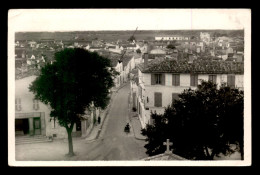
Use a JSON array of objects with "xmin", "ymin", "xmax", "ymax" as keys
[
  {"xmin": 66, "ymin": 123, "xmax": 75, "ymax": 156},
  {"xmin": 205, "ymin": 146, "xmax": 215, "ymax": 160}
]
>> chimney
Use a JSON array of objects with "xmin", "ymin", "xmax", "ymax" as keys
[{"xmin": 144, "ymin": 53, "xmax": 148, "ymax": 69}]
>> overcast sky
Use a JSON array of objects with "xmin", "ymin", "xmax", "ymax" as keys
[{"xmin": 8, "ymin": 9, "xmax": 250, "ymax": 31}]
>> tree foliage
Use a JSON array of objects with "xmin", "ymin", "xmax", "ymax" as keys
[
  {"xmin": 141, "ymin": 80, "xmax": 244, "ymax": 160},
  {"xmin": 128, "ymin": 35, "xmax": 136, "ymax": 42},
  {"xmin": 136, "ymin": 48, "xmax": 141, "ymax": 54},
  {"xmin": 29, "ymin": 48, "xmax": 118, "ymax": 156},
  {"xmin": 166, "ymin": 44, "xmax": 176, "ymax": 50}
]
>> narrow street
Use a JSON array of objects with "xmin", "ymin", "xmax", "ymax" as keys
[
  {"xmin": 82, "ymin": 82, "xmax": 147, "ymax": 160},
  {"xmin": 15, "ymin": 82, "xmax": 148, "ymax": 161}
]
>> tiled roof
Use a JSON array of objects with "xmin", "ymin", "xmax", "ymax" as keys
[
  {"xmin": 26, "ymin": 49, "xmax": 55, "ymax": 59},
  {"xmin": 90, "ymin": 46, "xmax": 105, "ymax": 49},
  {"xmin": 146, "ymin": 54, "xmax": 165, "ymax": 59},
  {"xmin": 138, "ymin": 58, "xmax": 244, "ymax": 74},
  {"xmin": 96, "ymin": 50, "xmax": 121, "ymax": 67},
  {"xmin": 122, "ymin": 44, "xmax": 136, "ymax": 48}
]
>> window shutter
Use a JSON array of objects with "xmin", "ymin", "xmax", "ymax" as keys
[
  {"xmin": 190, "ymin": 74, "xmax": 194, "ymax": 86},
  {"xmin": 232, "ymin": 75, "xmax": 235, "ymax": 88},
  {"xmin": 172, "ymin": 93, "xmax": 179, "ymax": 103},
  {"xmin": 209, "ymin": 75, "xmax": 217, "ymax": 84},
  {"xmin": 161, "ymin": 74, "xmax": 165, "ymax": 85},
  {"xmin": 176, "ymin": 74, "xmax": 180, "ymax": 86},
  {"xmin": 227, "ymin": 75, "xmax": 231, "ymax": 86},
  {"xmin": 172, "ymin": 74, "xmax": 180, "ymax": 86},
  {"xmin": 213, "ymin": 75, "xmax": 217, "ymax": 84},
  {"xmin": 151, "ymin": 74, "xmax": 155, "ymax": 85},
  {"xmin": 209, "ymin": 75, "xmax": 212, "ymax": 82},
  {"xmin": 36, "ymin": 100, "xmax": 39, "ymax": 110},
  {"xmin": 195, "ymin": 74, "xmax": 198, "ymax": 86},
  {"xmin": 154, "ymin": 92, "xmax": 162, "ymax": 107},
  {"xmin": 172, "ymin": 74, "xmax": 175, "ymax": 86},
  {"xmin": 227, "ymin": 75, "xmax": 235, "ymax": 88}
]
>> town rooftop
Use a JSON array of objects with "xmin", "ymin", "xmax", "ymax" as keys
[{"xmin": 138, "ymin": 58, "xmax": 244, "ymax": 74}]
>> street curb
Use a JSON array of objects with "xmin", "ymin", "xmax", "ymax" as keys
[
  {"xmin": 95, "ymin": 88, "xmax": 120, "ymax": 139},
  {"xmin": 130, "ymin": 119, "xmax": 146, "ymax": 141},
  {"xmin": 95, "ymin": 97, "xmax": 114, "ymax": 139},
  {"xmin": 116, "ymin": 82, "xmax": 128, "ymax": 92},
  {"xmin": 85, "ymin": 82, "xmax": 130, "ymax": 142},
  {"xmin": 85, "ymin": 89, "xmax": 118, "ymax": 142},
  {"xmin": 128, "ymin": 94, "xmax": 146, "ymax": 141}
]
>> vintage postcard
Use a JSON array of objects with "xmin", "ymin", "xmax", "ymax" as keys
[{"xmin": 8, "ymin": 9, "xmax": 251, "ymax": 166}]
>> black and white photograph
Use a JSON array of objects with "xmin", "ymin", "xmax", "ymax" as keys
[{"xmin": 8, "ymin": 9, "xmax": 251, "ymax": 166}]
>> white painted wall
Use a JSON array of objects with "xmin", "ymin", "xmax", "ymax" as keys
[
  {"xmin": 165, "ymin": 73, "xmax": 172, "ymax": 86},
  {"xmin": 15, "ymin": 76, "xmax": 67, "ymax": 138},
  {"xmin": 180, "ymin": 74, "xmax": 191, "ymax": 87},
  {"xmin": 198, "ymin": 74, "xmax": 209, "ymax": 84},
  {"xmin": 235, "ymin": 74, "xmax": 244, "ymax": 89},
  {"xmin": 136, "ymin": 70, "xmax": 244, "ymax": 127},
  {"xmin": 143, "ymin": 73, "xmax": 151, "ymax": 86}
]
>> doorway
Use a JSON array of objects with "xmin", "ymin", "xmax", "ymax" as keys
[
  {"xmin": 33, "ymin": 117, "xmax": 41, "ymax": 135},
  {"xmin": 15, "ymin": 119, "xmax": 29, "ymax": 135}
]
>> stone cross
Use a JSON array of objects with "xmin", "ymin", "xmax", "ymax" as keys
[{"xmin": 163, "ymin": 139, "xmax": 173, "ymax": 154}]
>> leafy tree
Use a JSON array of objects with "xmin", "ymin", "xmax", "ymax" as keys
[
  {"xmin": 41, "ymin": 54, "xmax": 52, "ymax": 64},
  {"xmin": 136, "ymin": 48, "xmax": 141, "ymax": 54},
  {"xmin": 141, "ymin": 80, "xmax": 244, "ymax": 160},
  {"xmin": 166, "ymin": 44, "xmax": 176, "ymax": 50},
  {"xmin": 128, "ymin": 36, "xmax": 136, "ymax": 42},
  {"xmin": 217, "ymin": 84, "xmax": 244, "ymax": 159},
  {"xmin": 29, "ymin": 48, "xmax": 118, "ymax": 156}
]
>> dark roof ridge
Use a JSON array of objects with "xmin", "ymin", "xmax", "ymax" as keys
[{"xmin": 138, "ymin": 58, "xmax": 244, "ymax": 74}]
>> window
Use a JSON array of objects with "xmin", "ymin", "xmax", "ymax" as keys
[
  {"xmin": 15, "ymin": 98, "xmax": 21, "ymax": 111},
  {"xmin": 172, "ymin": 74, "xmax": 180, "ymax": 86},
  {"xmin": 139, "ymin": 86, "xmax": 142, "ymax": 98},
  {"xmin": 154, "ymin": 92, "xmax": 162, "ymax": 107},
  {"xmin": 227, "ymin": 74, "xmax": 235, "ymax": 88},
  {"xmin": 190, "ymin": 74, "xmax": 198, "ymax": 87},
  {"xmin": 51, "ymin": 118, "xmax": 56, "ymax": 129},
  {"xmin": 33, "ymin": 99, "xmax": 39, "ymax": 110},
  {"xmin": 172, "ymin": 93, "xmax": 179, "ymax": 103},
  {"xmin": 155, "ymin": 74, "xmax": 162, "ymax": 84},
  {"xmin": 151, "ymin": 74, "xmax": 165, "ymax": 85},
  {"xmin": 76, "ymin": 121, "xmax": 81, "ymax": 131},
  {"xmin": 209, "ymin": 75, "xmax": 217, "ymax": 84},
  {"xmin": 138, "ymin": 102, "xmax": 141, "ymax": 115}
]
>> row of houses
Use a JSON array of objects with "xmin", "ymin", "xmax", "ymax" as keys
[
  {"xmin": 15, "ymin": 48, "xmax": 141, "ymax": 139},
  {"xmin": 15, "ymin": 76, "xmax": 101, "ymax": 139},
  {"xmin": 96, "ymin": 50, "xmax": 141, "ymax": 89},
  {"xmin": 155, "ymin": 35, "xmax": 191, "ymax": 41},
  {"xmin": 130, "ymin": 54, "xmax": 244, "ymax": 128}
]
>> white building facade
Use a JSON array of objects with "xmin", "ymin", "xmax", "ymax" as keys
[
  {"xmin": 131, "ymin": 57, "xmax": 244, "ymax": 128},
  {"xmin": 155, "ymin": 36, "xmax": 190, "ymax": 41},
  {"xmin": 15, "ymin": 76, "xmax": 99, "ymax": 139}
]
